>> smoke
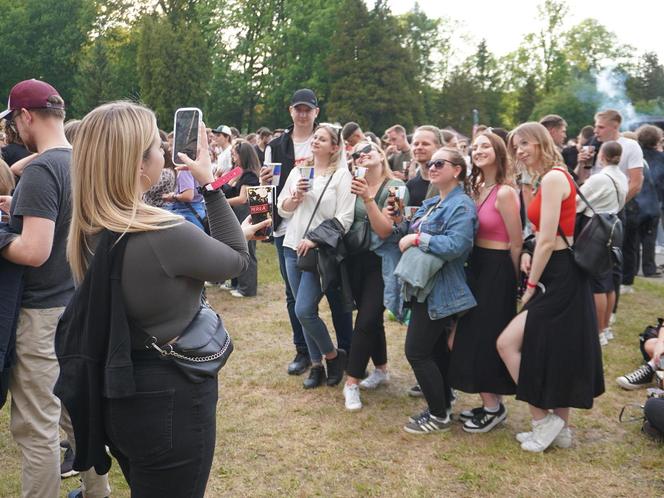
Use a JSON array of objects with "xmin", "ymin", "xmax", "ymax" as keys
[{"xmin": 595, "ymin": 66, "xmax": 638, "ymax": 128}]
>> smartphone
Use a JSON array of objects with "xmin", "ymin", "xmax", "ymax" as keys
[{"xmin": 172, "ymin": 107, "xmax": 202, "ymax": 166}]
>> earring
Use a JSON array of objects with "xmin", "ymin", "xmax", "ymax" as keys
[{"xmin": 140, "ymin": 173, "xmax": 152, "ymax": 190}]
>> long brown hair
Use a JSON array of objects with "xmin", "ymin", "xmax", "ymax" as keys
[
  {"xmin": 469, "ymin": 131, "xmax": 511, "ymax": 198},
  {"xmin": 507, "ymin": 122, "xmax": 564, "ymax": 179}
]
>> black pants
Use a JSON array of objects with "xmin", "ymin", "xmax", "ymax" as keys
[
  {"xmin": 232, "ymin": 239, "xmax": 257, "ymax": 296},
  {"xmin": 405, "ymin": 300, "xmax": 453, "ymax": 418},
  {"xmin": 645, "ymin": 397, "xmax": 664, "ymax": 436},
  {"xmin": 104, "ymin": 353, "xmax": 218, "ymax": 498},
  {"xmin": 623, "ymin": 202, "xmax": 660, "ymax": 284},
  {"xmin": 346, "ymin": 251, "xmax": 387, "ymax": 379}
]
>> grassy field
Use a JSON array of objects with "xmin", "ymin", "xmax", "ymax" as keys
[{"xmin": 1, "ymin": 242, "xmax": 663, "ymax": 497}]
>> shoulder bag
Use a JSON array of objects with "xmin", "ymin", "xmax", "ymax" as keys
[
  {"xmin": 344, "ymin": 179, "xmax": 389, "ymax": 255},
  {"xmin": 144, "ymin": 299, "xmax": 233, "ymax": 383},
  {"xmin": 296, "ymin": 172, "xmax": 335, "ymax": 273},
  {"xmin": 559, "ymin": 175, "xmax": 622, "ymax": 277}
]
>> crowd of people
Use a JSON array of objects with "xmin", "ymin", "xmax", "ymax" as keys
[{"xmin": 1, "ymin": 79, "xmax": 664, "ymax": 498}]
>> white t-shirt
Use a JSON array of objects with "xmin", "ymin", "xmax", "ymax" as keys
[
  {"xmin": 616, "ymin": 136, "xmax": 644, "ymax": 176},
  {"xmin": 577, "ymin": 165, "xmax": 628, "ymax": 217},
  {"xmin": 277, "ymin": 166, "xmax": 355, "ymax": 250},
  {"xmin": 266, "ymin": 135, "xmax": 314, "ymax": 237},
  {"xmin": 213, "ymin": 146, "xmax": 232, "ymax": 176}
]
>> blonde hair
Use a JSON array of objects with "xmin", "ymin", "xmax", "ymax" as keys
[
  {"xmin": 595, "ymin": 109, "xmax": 622, "ymax": 125},
  {"xmin": 353, "ymin": 141, "xmax": 394, "ymax": 181},
  {"xmin": 507, "ymin": 122, "xmax": 564, "ymax": 179},
  {"xmin": 0, "ymin": 158, "xmax": 14, "ymax": 195},
  {"xmin": 308, "ymin": 124, "xmax": 345, "ymax": 175},
  {"xmin": 68, "ymin": 101, "xmax": 182, "ymax": 283}
]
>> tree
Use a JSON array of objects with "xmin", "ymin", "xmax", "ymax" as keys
[
  {"xmin": 326, "ymin": 0, "xmax": 423, "ymax": 132},
  {"xmin": 563, "ymin": 19, "xmax": 631, "ymax": 75},
  {"xmin": 627, "ymin": 52, "xmax": 664, "ymax": 104}
]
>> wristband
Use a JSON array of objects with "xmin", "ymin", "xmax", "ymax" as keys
[
  {"xmin": 365, "ymin": 196, "xmax": 375, "ymax": 204},
  {"xmin": 414, "ymin": 233, "xmax": 420, "ymax": 247},
  {"xmin": 526, "ymin": 281, "xmax": 537, "ymax": 289}
]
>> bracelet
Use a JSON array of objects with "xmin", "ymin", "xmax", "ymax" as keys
[
  {"xmin": 414, "ymin": 233, "xmax": 420, "ymax": 247},
  {"xmin": 364, "ymin": 196, "xmax": 375, "ymax": 204},
  {"xmin": 526, "ymin": 281, "xmax": 537, "ymax": 289}
]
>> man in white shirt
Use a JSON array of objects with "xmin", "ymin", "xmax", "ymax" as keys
[
  {"xmin": 593, "ymin": 109, "xmax": 644, "ymax": 295},
  {"xmin": 211, "ymin": 124, "xmax": 232, "ymax": 176},
  {"xmin": 260, "ymin": 89, "xmax": 352, "ymax": 376}
]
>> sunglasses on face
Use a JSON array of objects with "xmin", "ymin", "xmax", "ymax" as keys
[
  {"xmin": 351, "ymin": 144, "xmax": 373, "ymax": 160},
  {"xmin": 427, "ymin": 159, "xmax": 457, "ymax": 169}
]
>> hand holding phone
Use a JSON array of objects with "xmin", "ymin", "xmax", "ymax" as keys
[{"xmin": 172, "ymin": 110, "xmax": 214, "ymax": 186}]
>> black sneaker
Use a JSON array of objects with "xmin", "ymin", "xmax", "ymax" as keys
[
  {"xmin": 403, "ymin": 413, "xmax": 452, "ymax": 434},
  {"xmin": 616, "ymin": 364, "xmax": 655, "ymax": 390},
  {"xmin": 303, "ymin": 365, "xmax": 326, "ymax": 389},
  {"xmin": 407, "ymin": 384, "xmax": 424, "ymax": 397},
  {"xmin": 325, "ymin": 349, "xmax": 348, "ymax": 386},
  {"xmin": 287, "ymin": 351, "xmax": 311, "ymax": 376},
  {"xmin": 459, "ymin": 406, "xmax": 485, "ymax": 421},
  {"xmin": 462, "ymin": 404, "xmax": 507, "ymax": 433},
  {"xmin": 408, "ymin": 408, "xmax": 430, "ymax": 424},
  {"xmin": 61, "ymin": 445, "xmax": 79, "ymax": 478}
]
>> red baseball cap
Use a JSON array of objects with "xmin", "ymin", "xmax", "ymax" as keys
[{"xmin": 0, "ymin": 79, "xmax": 64, "ymax": 120}]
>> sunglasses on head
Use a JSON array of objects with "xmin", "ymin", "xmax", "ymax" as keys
[
  {"xmin": 426, "ymin": 159, "xmax": 457, "ymax": 169},
  {"xmin": 351, "ymin": 143, "xmax": 373, "ymax": 160}
]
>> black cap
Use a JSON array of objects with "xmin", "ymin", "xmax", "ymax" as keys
[{"xmin": 290, "ymin": 89, "xmax": 318, "ymax": 109}]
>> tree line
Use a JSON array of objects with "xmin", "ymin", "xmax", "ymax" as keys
[{"xmin": 1, "ymin": 0, "xmax": 663, "ymax": 137}]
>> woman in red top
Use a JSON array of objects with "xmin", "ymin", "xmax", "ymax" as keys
[{"xmin": 497, "ymin": 123, "xmax": 604, "ymax": 453}]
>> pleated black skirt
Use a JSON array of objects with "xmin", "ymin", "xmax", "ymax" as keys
[
  {"xmin": 449, "ymin": 247, "xmax": 517, "ymax": 395},
  {"xmin": 517, "ymin": 249, "xmax": 605, "ymax": 409}
]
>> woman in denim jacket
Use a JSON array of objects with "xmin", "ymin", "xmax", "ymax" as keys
[{"xmin": 391, "ymin": 146, "xmax": 478, "ymax": 434}]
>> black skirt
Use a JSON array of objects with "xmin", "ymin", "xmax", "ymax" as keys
[
  {"xmin": 449, "ymin": 247, "xmax": 517, "ymax": 395},
  {"xmin": 517, "ymin": 250, "xmax": 605, "ymax": 409}
]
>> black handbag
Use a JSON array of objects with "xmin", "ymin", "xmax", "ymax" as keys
[
  {"xmin": 144, "ymin": 301, "xmax": 233, "ymax": 383},
  {"xmin": 560, "ymin": 176, "xmax": 623, "ymax": 277},
  {"xmin": 344, "ymin": 179, "xmax": 389, "ymax": 255},
  {"xmin": 296, "ymin": 172, "xmax": 335, "ymax": 273}
]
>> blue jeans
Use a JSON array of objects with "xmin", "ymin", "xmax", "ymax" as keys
[
  {"xmin": 274, "ymin": 236, "xmax": 308, "ymax": 352},
  {"xmin": 283, "ymin": 247, "xmax": 340, "ymax": 363},
  {"xmin": 169, "ymin": 201, "xmax": 206, "ymax": 231}
]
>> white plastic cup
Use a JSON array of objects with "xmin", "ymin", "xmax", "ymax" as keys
[{"xmin": 299, "ymin": 166, "xmax": 315, "ymax": 189}]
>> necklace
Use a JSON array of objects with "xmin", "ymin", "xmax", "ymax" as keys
[{"xmin": 482, "ymin": 182, "xmax": 496, "ymax": 189}]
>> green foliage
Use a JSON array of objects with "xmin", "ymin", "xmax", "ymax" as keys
[{"xmin": 627, "ymin": 52, "xmax": 664, "ymax": 106}]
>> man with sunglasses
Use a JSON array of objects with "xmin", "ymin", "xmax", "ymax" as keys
[{"xmin": 260, "ymin": 89, "xmax": 352, "ymax": 376}]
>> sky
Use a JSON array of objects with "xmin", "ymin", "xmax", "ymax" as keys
[{"xmin": 386, "ymin": 0, "xmax": 664, "ymax": 62}]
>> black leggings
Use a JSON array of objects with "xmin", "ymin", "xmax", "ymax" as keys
[
  {"xmin": 104, "ymin": 353, "xmax": 218, "ymax": 498},
  {"xmin": 346, "ymin": 252, "xmax": 387, "ymax": 379},
  {"xmin": 405, "ymin": 300, "xmax": 453, "ymax": 418}
]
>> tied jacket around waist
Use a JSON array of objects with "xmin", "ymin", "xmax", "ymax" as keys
[{"xmin": 405, "ymin": 185, "xmax": 478, "ymax": 320}]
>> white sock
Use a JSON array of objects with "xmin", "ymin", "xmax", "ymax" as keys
[
  {"xmin": 484, "ymin": 404, "xmax": 500, "ymax": 413},
  {"xmin": 647, "ymin": 360, "xmax": 656, "ymax": 369}
]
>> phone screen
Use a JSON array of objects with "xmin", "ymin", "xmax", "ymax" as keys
[{"xmin": 172, "ymin": 108, "xmax": 201, "ymax": 165}]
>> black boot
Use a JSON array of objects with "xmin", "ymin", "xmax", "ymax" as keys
[
  {"xmin": 288, "ymin": 350, "xmax": 311, "ymax": 376},
  {"xmin": 303, "ymin": 365, "xmax": 326, "ymax": 389},
  {"xmin": 325, "ymin": 349, "xmax": 348, "ymax": 386}
]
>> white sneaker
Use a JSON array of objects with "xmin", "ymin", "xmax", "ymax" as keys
[
  {"xmin": 609, "ymin": 313, "xmax": 616, "ymax": 326},
  {"xmin": 599, "ymin": 332, "xmax": 608, "ymax": 346},
  {"xmin": 343, "ymin": 384, "xmax": 362, "ymax": 411},
  {"xmin": 359, "ymin": 369, "xmax": 389, "ymax": 390},
  {"xmin": 604, "ymin": 327, "xmax": 614, "ymax": 340},
  {"xmin": 230, "ymin": 289, "xmax": 246, "ymax": 298},
  {"xmin": 219, "ymin": 281, "xmax": 235, "ymax": 291},
  {"xmin": 517, "ymin": 425, "xmax": 572, "ymax": 448},
  {"xmin": 520, "ymin": 414, "xmax": 565, "ymax": 452},
  {"xmin": 620, "ymin": 284, "xmax": 634, "ymax": 294}
]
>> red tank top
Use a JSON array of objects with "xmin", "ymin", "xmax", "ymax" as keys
[{"xmin": 527, "ymin": 167, "xmax": 576, "ymax": 236}]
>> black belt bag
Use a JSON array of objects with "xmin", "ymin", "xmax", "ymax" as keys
[{"xmin": 145, "ymin": 304, "xmax": 233, "ymax": 383}]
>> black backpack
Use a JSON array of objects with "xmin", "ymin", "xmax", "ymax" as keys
[{"xmin": 559, "ymin": 176, "xmax": 623, "ymax": 277}]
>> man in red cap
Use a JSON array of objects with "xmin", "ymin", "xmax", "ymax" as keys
[{"xmin": 0, "ymin": 80, "xmax": 109, "ymax": 498}]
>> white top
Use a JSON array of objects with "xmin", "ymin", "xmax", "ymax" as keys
[
  {"xmin": 577, "ymin": 165, "xmax": 628, "ymax": 216},
  {"xmin": 265, "ymin": 135, "xmax": 314, "ymax": 237},
  {"xmin": 277, "ymin": 166, "xmax": 355, "ymax": 250},
  {"xmin": 213, "ymin": 146, "xmax": 232, "ymax": 176},
  {"xmin": 616, "ymin": 136, "xmax": 644, "ymax": 174}
]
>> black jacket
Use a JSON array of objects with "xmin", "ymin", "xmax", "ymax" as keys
[
  {"xmin": 267, "ymin": 123, "xmax": 318, "ymax": 231},
  {"xmin": 307, "ymin": 218, "xmax": 353, "ymax": 312},
  {"xmin": 54, "ymin": 231, "xmax": 136, "ymax": 474},
  {"xmin": 0, "ymin": 226, "xmax": 22, "ymax": 409}
]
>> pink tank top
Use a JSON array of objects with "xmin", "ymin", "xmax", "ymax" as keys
[{"xmin": 476, "ymin": 186, "xmax": 510, "ymax": 243}]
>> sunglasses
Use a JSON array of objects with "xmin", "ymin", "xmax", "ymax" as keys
[
  {"xmin": 351, "ymin": 144, "xmax": 373, "ymax": 160},
  {"xmin": 426, "ymin": 159, "xmax": 457, "ymax": 169}
]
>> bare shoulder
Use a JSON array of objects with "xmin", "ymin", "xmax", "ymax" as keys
[{"xmin": 496, "ymin": 184, "xmax": 519, "ymax": 202}]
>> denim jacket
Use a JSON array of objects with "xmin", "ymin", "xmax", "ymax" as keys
[{"xmin": 407, "ymin": 185, "xmax": 478, "ymax": 320}]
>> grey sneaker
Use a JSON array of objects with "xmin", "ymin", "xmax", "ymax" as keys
[
  {"xmin": 403, "ymin": 413, "xmax": 452, "ymax": 434},
  {"xmin": 359, "ymin": 369, "xmax": 389, "ymax": 390}
]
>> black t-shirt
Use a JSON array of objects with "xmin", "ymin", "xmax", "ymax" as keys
[
  {"xmin": 406, "ymin": 172, "xmax": 430, "ymax": 207},
  {"xmin": 254, "ymin": 145, "xmax": 265, "ymax": 165},
  {"xmin": 1, "ymin": 143, "xmax": 31, "ymax": 166},
  {"xmin": 9, "ymin": 148, "xmax": 74, "ymax": 308}
]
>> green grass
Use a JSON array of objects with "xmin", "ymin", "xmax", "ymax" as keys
[{"xmin": 1, "ymin": 243, "xmax": 663, "ymax": 497}]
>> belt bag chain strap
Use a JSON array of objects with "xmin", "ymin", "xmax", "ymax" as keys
[{"xmin": 145, "ymin": 302, "xmax": 233, "ymax": 383}]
